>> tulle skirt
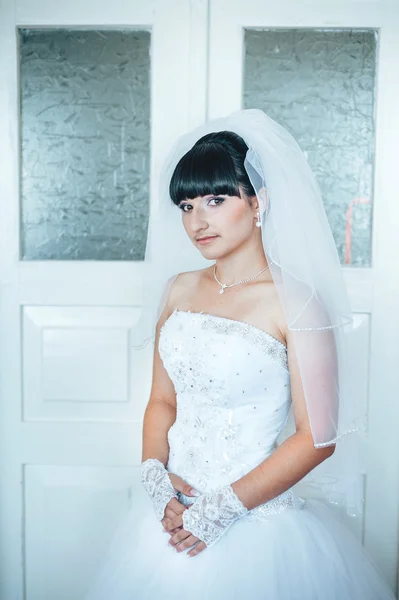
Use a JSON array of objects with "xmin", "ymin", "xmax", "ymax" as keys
[{"xmin": 84, "ymin": 483, "xmax": 395, "ymax": 600}]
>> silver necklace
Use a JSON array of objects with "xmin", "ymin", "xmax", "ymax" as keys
[{"xmin": 213, "ymin": 264, "xmax": 270, "ymax": 295}]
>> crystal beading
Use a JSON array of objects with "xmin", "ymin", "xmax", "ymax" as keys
[
  {"xmin": 158, "ymin": 309, "xmax": 303, "ymax": 526},
  {"xmin": 161, "ymin": 309, "xmax": 288, "ymax": 372}
]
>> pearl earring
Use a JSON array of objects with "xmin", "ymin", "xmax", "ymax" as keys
[{"xmin": 256, "ymin": 212, "xmax": 261, "ymax": 227}]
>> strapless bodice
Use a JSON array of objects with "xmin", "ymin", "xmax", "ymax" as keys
[{"xmin": 159, "ymin": 309, "xmax": 303, "ymax": 519}]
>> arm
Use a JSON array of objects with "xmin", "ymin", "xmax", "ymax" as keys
[
  {"xmin": 141, "ymin": 313, "xmax": 177, "ymax": 466},
  {"xmin": 230, "ymin": 326, "xmax": 335, "ymax": 510},
  {"xmin": 141, "ymin": 273, "xmax": 200, "ymax": 522},
  {"xmin": 141, "ymin": 273, "xmax": 182, "ymax": 464},
  {"xmin": 140, "ymin": 280, "xmax": 180, "ymax": 519},
  {"xmin": 179, "ymin": 325, "xmax": 337, "ymax": 551}
]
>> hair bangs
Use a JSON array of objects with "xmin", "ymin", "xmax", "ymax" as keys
[{"xmin": 169, "ymin": 142, "xmax": 241, "ymax": 205}]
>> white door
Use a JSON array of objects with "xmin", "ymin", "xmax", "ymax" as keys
[
  {"xmin": 208, "ymin": 0, "xmax": 399, "ymax": 594},
  {"xmin": 0, "ymin": 1, "xmax": 208, "ymax": 598},
  {"xmin": 2, "ymin": 0, "xmax": 399, "ymax": 598}
]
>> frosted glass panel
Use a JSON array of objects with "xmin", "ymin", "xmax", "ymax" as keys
[
  {"xmin": 19, "ymin": 29, "xmax": 151, "ymax": 260},
  {"xmin": 244, "ymin": 29, "xmax": 377, "ymax": 266}
]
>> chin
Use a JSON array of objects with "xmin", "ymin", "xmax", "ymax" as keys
[
  {"xmin": 197, "ymin": 248, "xmax": 219, "ymax": 259},
  {"xmin": 198, "ymin": 247, "xmax": 230, "ymax": 261}
]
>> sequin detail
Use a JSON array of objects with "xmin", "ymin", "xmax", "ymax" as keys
[
  {"xmin": 166, "ymin": 309, "xmax": 288, "ymax": 372},
  {"xmin": 158, "ymin": 308, "xmax": 300, "ymax": 525},
  {"xmin": 246, "ymin": 488, "xmax": 301, "ymax": 521},
  {"xmin": 179, "ymin": 486, "xmax": 302, "ymax": 525}
]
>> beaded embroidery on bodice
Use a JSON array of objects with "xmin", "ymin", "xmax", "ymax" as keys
[{"xmin": 159, "ymin": 309, "xmax": 303, "ymax": 519}]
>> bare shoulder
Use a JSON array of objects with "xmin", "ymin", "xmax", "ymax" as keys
[
  {"xmin": 166, "ymin": 266, "xmax": 212, "ymax": 309},
  {"xmin": 173, "ymin": 268, "xmax": 206, "ymax": 289}
]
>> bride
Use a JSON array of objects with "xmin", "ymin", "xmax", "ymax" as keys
[{"xmin": 85, "ymin": 109, "xmax": 396, "ymax": 599}]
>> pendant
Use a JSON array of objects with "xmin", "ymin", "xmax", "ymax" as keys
[{"xmin": 219, "ymin": 284, "xmax": 226, "ymax": 295}]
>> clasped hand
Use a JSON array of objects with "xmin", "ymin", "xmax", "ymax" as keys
[
  {"xmin": 163, "ymin": 474, "xmax": 249, "ymax": 555},
  {"xmin": 141, "ymin": 458, "xmax": 248, "ymax": 558},
  {"xmin": 162, "ymin": 473, "xmax": 207, "ymax": 558}
]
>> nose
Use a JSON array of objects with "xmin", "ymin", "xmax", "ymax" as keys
[{"xmin": 188, "ymin": 205, "xmax": 210, "ymax": 235}]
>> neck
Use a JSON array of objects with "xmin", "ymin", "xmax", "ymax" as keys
[{"xmin": 214, "ymin": 244, "xmax": 269, "ymax": 285}]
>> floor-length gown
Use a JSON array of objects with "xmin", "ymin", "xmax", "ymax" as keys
[{"xmin": 85, "ymin": 308, "xmax": 396, "ymax": 600}]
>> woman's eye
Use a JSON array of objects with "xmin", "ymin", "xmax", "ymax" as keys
[
  {"xmin": 208, "ymin": 197, "xmax": 225, "ymax": 206},
  {"xmin": 179, "ymin": 197, "xmax": 224, "ymax": 212}
]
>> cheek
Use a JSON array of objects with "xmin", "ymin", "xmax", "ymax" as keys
[
  {"xmin": 181, "ymin": 215, "xmax": 191, "ymax": 235},
  {"xmin": 221, "ymin": 203, "xmax": 251, "ymax": 234}
]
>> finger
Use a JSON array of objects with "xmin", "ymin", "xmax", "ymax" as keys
[
  {"xmin": 168, "ymin": 474, "xmax": 200, "ymax": 498},
  {"xmin": 172, "ymin": 535, "xmax": 201, "ymax": 553},
  {"xmin": 168, "ymin": 526, "xmax": 183, "ymax": 536},
  {"xmin": 164, "ymin": 506, "xmax": 179, "ymax": 518},
  {"xmin": 168, "ymin": 527, "xmax": 192, "ymax": 548},
  {"xmin": 162, "ymin": 503, "xmax": 181, "ymax": 531},
  {"xmin": 167, "ymin": 497, "xmax": 187, "ymax": 514},
  {"xmin": 164, "ymin": 520, "xmax": 182, "ymax": 534},
  {"xmin": 187, "ymin": 541, "xmax": 207, "ymax": 557},
  {"xmin": 161, "ymin": 518, "xmax": 172, "ymax": 532},
  {"xmin": 162, "ymin": 519, "xmax": 182, "ymax": 536},
  {"xmin": 163, "ymin": 513, "xmax": 183, "ymax": 532}
]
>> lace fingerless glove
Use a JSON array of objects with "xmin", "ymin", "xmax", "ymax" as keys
[
  {"xmin": 140, "ymin": 458, "xmax": 179, "ymax": 521},
  {"xmin": 182, "ymin": 483, "xmax": 248, "ymax": 548}
]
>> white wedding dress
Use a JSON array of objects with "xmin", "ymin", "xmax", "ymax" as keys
[{"xmin": 85, "ymin": 308, "xmax": 396, "ymax": 600}]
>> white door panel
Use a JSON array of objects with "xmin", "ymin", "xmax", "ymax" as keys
[
  {"xmin": 0, "ymin": 1, "xmax": 208, "ymax": 597},
  {"xmin": 208, "ymin": 0, "xmax": 399, "ymax": 593}
]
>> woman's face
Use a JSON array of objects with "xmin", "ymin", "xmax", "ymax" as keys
[{"xmin": 177, "ymin": 190, "xmax": 257, "ymax": 259}]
